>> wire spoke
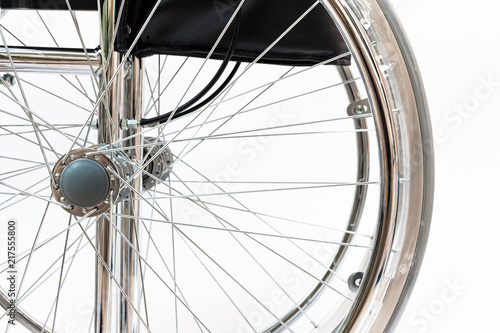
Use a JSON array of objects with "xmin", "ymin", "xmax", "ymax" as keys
[
  {"xmin": 73, "ymin": 210, "xmax": 153, "ymax": 333},
  {"xmin": 111, "ymin": 166, "xmax": 358, "ymax": 306},
  {"xmin": 149, "ymin": 181, "xmax": 377, "ymax": 199},
  {"xmin": 165, "ymin": 159, "xmax": 367, "ymax": 287},
  {"xmin": 0, "ymin": 180, "xmax": 70, "ymax": 209},
  {"xmin": 102, "ymin": 215, "xmax": 211, "ymax": 332},
  {"xmin": 42, "ymin": 216, "xmax": 72, "ymax": 332}
]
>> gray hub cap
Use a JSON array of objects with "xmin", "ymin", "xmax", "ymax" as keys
[{"xmin": 59, "ymin": 158, "xmax": 110, "ymax": 207}]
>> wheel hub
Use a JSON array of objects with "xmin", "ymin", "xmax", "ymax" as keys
[
  {"xmin": 59, "ymin": 158, "xmax": 110, "ymax": 208},
  {"xmin": 51, "ymin": 147, "xmax": 122, "ymax": 217},
  {"xmin": 51, "ymin": 143, "xmax": 173, "ymax": 217},
  {"xmin": 142, "ymin": 137, "xmax": 173, "ymax": 191}
]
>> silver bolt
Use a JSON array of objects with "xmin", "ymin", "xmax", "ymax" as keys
[
  {"xmin": 55, "ymin": 173, "xmax": 60, "ymax": 178},
  {"xmin": 82, "ymin": 208, "xmax": 88, "ymax": 214},
  {"xmin": 94, "ymin": 155, "xmax": 100, "ymax": 161},
  {"xmin": 70, "ymin": 154, "xmax": 75, "ymax": 160},
  {"xmin": 104, "ymin": 199, "xmax": 110, "ymax": 205},
  {"xmin": 110, "ymin": 175, "xmax": 115, "ymax": 180},
  {"xmin": 61, "ymin": 197, "xmax": 66, "ymax": 202},
  {"xmin": 354, "ymin": 105, "xmax": 365, "ymax": 114}
]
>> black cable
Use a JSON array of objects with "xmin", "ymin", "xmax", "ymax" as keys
[
  {"xmin": 141, "ymin": 12, "xmax": 241, "ymax": 127},
  {"xmin": 161, "ymin": 61, "xmax": 241, "ymax": 122}
]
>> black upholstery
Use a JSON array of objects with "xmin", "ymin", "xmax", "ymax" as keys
[
  {"xmin": 2, "ymin": 0, "xmax": 350, "ymax": 66},
  {"xmin": 115, "ymin": 0, "xmax": 350, "ymax": 66},
  {"xmin": 0, "ymin": 0, "xmax": 97, "ymax": 10}
]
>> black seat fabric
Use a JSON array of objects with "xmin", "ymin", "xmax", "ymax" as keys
[
  {"xmin": 2, "ymin": 0, "xmax": 350, "ymax": 66},
  {"xmin": 115, "ymin": 0, "xmax": 350, "ymax": 66},
  {"xmin": 0, "ymin": 0, "xmax": 97, "ymax": 10}
]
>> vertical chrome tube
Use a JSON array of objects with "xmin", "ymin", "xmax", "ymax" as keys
[
  {"xmin": 96, "ymin": 1, "xmax": 119, "ymax": 332},
  {"xmin": 97, "ymin": 1, "xmax": 143, "ymax": 332},
  {"xmin": 117, "ymin": 56, "xmax": 143, "ymax": 333}
]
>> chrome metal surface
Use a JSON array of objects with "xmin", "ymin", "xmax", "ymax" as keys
[
  {"xmin": 263, "ymin": 66, "xmax": 371, "ymax": 333},
  {"xmin": 95, "ymin": 1, "xmax": 120, "ymax": 331},
  {"xmin": 347, "ymin": 98, "xmax": 371, "ymax": 116},
  {"xmin": 0, "ymin": 47, "xmax": 99, "ymax": 74},
  {"xmin": 141, "ymin": 138, "xmax": 173, "ymax": 192},
  {"xmin": 319, "ymin": 0, "xmax": 433, "ymax": 332},
  {"xmin": 97, "ymin": 3, "xmax": 145, "ymax": 331},
  {"xmin": 116, "ymin": 55, "xmax": 143, "ymax": 333},
  {"xmin": 120, "ymin": 118, "xmax": 140, "ymax": 130}
]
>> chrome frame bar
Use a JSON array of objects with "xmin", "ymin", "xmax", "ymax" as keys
[
  {"xmin": 0, "ymin": 47, "xmax": 99, "ymax": 74},
  {"xmin": 96, "ymin": 1, "xmax": 143, "ymax": 332},
  {"xmin": 117, "ymin": 56, "xmax": 143, "ymax": 333}
]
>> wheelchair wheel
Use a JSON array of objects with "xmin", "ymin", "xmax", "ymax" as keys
[{"xmin": 0, "ymin": 0, "xmax": 433, "ymax": 332}]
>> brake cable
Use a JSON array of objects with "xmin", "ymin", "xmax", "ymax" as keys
[{"xmin": 140, "ymin": 12, "xmax": 241, "ymax": 127}]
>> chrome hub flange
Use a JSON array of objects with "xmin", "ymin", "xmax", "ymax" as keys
[
  {"xmin": 51, "ymin": 142, "xmax": 173, "ymax": 216},
  {"xmin": 51, "ymin": 147, "xmax": 121, "ymax": 217},
  {"xmin": 142, "ymin": 138, "xmax": 173, "ymax": 191}
]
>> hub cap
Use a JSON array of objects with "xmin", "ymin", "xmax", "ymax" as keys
[
  {"xmin": 59, "ymin": 158, "xmax": 110, "ymax": 208},
  {"xmin": 51, "ymin": 148, "xmax": 120, "ymax": 217}
]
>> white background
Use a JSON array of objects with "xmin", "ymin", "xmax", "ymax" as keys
[{"xmin": 392, "ymin": 0, "xmax": 500, "ymax": 332}]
